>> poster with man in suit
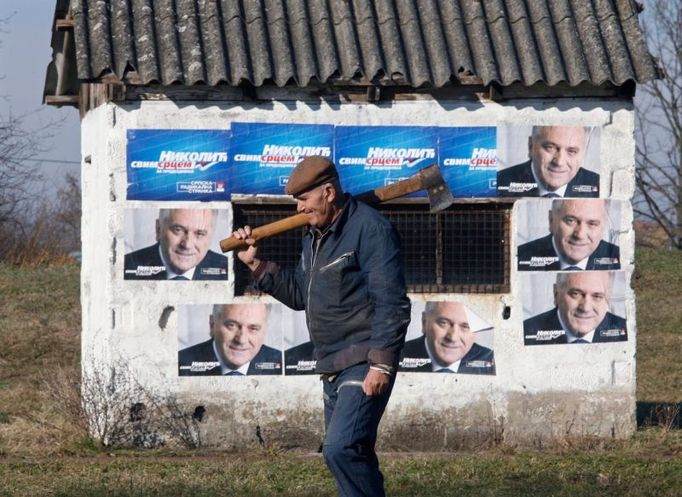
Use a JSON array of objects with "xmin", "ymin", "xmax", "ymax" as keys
[
  {"xmin": 497, "ymin": 125, "xmax": 600, "ymax": 198},
  {"xmin": 124, "ymin": 207, "xmax": 228, "ymax": 280},
  {"xmin": 399, "ymin": 301, "xmax": 495, "ymax": 375},
  {"xmin": 178, "ymin": 303, "xmax": 282, "ymax": 375},
  {"xmin": 517, "ymin": 198, "xmax": 621, "ymax": 271},
  {"xmin": 522, "ymin": 272, "xmax": 628, "ymax": 346}
]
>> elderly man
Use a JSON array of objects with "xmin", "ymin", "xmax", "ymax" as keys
[
  {"xmin": 400, "ymin": 302, "xmax": 495, "ymax": 375},
  {"xmin": 124, "ymin": 208, "xmax": 227, "ymax": 280},
  {"xmin": 232, "ymin": 156, "xmax": 411, "ymax": 497},
  {"xmin": 497, "ymin": 126, "xmax": 599, "ymax": 197},
  {"xmin": 518, "ymin": 199, "xmax": 620, "ymax": 271},
  {"xmin": 524, "ymin": 272, "xmax": 627, "ymax": 345},
  {"xmin": 178, "ymin": 303, "xmax": 281, "ymax": 375}
]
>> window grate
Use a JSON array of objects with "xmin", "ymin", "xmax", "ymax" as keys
[
  {"xmin": 232, "ymin": 205, "xmax": 303, "ymax": 296},
  {"xmin": 232, "ymin": 202, "xmax": 510, "ymax": 295}
]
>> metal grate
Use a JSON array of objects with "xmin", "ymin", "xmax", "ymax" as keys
[
  {"xmin": 232, "ymin": 204, "xmax": 302, "ymax": 296},
  {"xmin": 380, "ymin": 204, "xmax": 510, "ymax": 293},
  {"xmin": 232, "ymin": 202, "xmax": 510, "ymax": 295}
]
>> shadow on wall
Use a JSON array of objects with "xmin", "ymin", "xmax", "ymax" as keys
[{"xmin": 637, "ymin": 402, "xmax": 682, "ymax": 430}]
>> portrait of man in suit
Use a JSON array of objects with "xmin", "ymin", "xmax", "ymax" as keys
[
  {"xmin": 518, "ymin": 198, "xmax": 620, "ymax": 271},
  {"xmin": 178, "ymin": 303, "xmax": 282, "ymax": 376},
  {"xmin": 497, "ymin": 125, "xmax": 599, "ymax": 197},
  {"xmin": 124, "ymin": 208, "xmax": 228, "ymax": 280},
  {"xmin": 399, "ymin": 301, "xmax": 495, "ymax": 375},
  {"xmin": 524, "ymin": 272, "xmax": 627, "ymax": 345}
]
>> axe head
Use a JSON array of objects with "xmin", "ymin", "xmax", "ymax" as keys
[{"xmin": 419, "ymin": 164, "xmax": 455, "ymax": 213}]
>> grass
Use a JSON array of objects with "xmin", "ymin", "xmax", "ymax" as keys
[
  {"xmin": 633, "ymin": 247, "xmax": 682, "ymax": 402},
  {"xmin": 0, "ymin": 247, "xmax": 681, "ymax": 496},
  {"xmin": 1, "ymin": 439, "xmax": 682, "ymax": 496},
  {"xmin": 0, "ymin": 263, "xmax": 82, "ymax": 458}
]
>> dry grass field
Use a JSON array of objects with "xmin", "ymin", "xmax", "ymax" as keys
[{"xmin": 1, "ymin": 247, "xmax": 681, "ymax": 496}]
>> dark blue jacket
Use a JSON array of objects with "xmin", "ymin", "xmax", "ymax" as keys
[{"xmin": 257, "ymin": 196, "xmax": 411, "ymax": 374}]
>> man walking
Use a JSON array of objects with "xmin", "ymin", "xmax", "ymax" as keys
[{"xmin": 232, "ymin": 156, "xmax": 411, "ymax": 496}]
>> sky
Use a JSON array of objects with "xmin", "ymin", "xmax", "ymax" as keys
[{"xmin": 0, "ymin": 0, "xmax": 80, "ymax": 198}]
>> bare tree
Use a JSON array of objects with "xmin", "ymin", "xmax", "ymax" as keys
[
  {"xmin": 634, "ymin": 0, "xmax": 682, "ymax": 249},
  {"xmin": 0, "ymin": 112, "xmax": 42, "ymax": 244}
]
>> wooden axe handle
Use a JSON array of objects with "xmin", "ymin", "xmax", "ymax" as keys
[
  {"xmin": 353, "ymin": 173, "xmax": 424, "ymax": 204},
  {"xmin": 220, "ymin": 164, "xmax": 438, "ymax": 252},
  {"xmin": 220, "ymin": 212, "xmax": 309, "ymax": 252}
]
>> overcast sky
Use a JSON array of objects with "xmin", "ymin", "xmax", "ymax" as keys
[{"xmin": 0, "ymin": 0, "xmax": 80, "ymax": 197}]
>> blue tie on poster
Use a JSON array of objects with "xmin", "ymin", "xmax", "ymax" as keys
[
  {"xmin": 126, "ymin": 129, "xmax": 231, "ymax": 201},
  {"xmin": 437, "ymin": 127, "xmax": 497, "ymax": 198},
  {"xmin": 228, "ymin": 122, "xmax": 334, "ymax": 195},
  {"xmin": 334, "ymin": 125, "xmax": 438, "ymax": 197}
]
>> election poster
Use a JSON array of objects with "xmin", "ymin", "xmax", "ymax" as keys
[
  {"xmin": 438, "ymin": 126, "xmax": 497, "ymax": 197},
  {"xmin": 228, "ymin": 122, "xmax": 334, "ymax": 195},
  {"xmin": 177, "ymin": 303, "xmax": 284, "ymax": 376},
  {"xmin": 334, "ymin": 125, "xmax": 437, "ymax": 196},
  {"xmin": 282, "ymin": 309, "xmax": 316, "ymax": 376},
  {"xmin": 496, "ymin": 125, "xmax": 601, "ymax": 197},
  {"xmin": 521, "ymin": 271, "xmax": 628, "ymax": 346},
  {"xmin": 126, "ymin": 124, "xmax": 512, "ymax": 199},
  {"xmin": 126, "ymin": 129, "xmax": 230, "ymax": 201},
  {"xmin": 516, "ymin": 198, "xmax": 623, "ymax": 271},
  {"xmin": 123, "ymin": 207, "xmax": 229, "ymax": 281},
  {"xmin": 398, "ymin": 301, "xmax": 496, "ymax": 375}
]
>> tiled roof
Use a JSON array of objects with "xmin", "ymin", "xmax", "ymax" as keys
[{"xmin": 65, "ymin": 0, "xmax": 661, "ymax": 88}]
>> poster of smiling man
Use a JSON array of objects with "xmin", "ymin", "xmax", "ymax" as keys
[
  {"xmin": 516, "ymin": 198, "xmax": 622, "ymax": 271},
  {"xmin": 123, "ymin": 208, "xmax": 229, "ymax": 280},
  {"xmin": 522, "ymin": 271, "xmax": 628, "ymax": 346},
  {"xmin": 399, "ymin": 301, "xmax": 495, "ymax": 375},
  {"xmin": 497, "ymin": 125, "xmax": 601, "ymax": 198},
  {"xmin": 177, "ymin": 303, "xmax": 283, "ymax": 376}
]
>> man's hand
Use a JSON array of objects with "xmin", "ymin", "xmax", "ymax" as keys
[
  {"xmin": 363, "ymin": 368, "xmax": 390, "ymax": 396},
  {"xmin": 232, "ymin": 225, "xmax": 261, "ymax": 271}
]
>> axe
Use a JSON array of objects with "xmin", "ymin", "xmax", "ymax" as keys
[{"xmin": 219, "ymin": 164, "xmax": 454, "ymax": 252}]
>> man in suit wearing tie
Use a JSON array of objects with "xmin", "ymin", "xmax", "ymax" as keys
[
  {"xmin": 124, "ymin": 208, "xmax": 228, "ymax": 280},
  {"xmin": 497, "ymin": 125, "xmax": 599, "ymax": 197},
  {"xmin": 524, "ymin": 272, "xmax": 627, "ymax": 345},
  {"xmin": 178, "ymin": 303, "xmax": 282, "ymax": 375},
  {"xmin": 517, "ymin": 198, "xmax": 620, "ymax": 271},
  {"xmin": 400, "ymin": 302, "xmax": 495, "ymax": 375}
]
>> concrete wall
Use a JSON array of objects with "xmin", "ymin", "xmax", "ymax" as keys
[{"xmin": 80, "ymin": 96, "xmax": 636, "ymax": 449}]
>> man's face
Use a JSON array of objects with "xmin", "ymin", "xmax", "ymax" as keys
[
  {"xmin": 295, "ymin": 184, "xmax": 336, "ymax": 229},
  {"xmin": 529, "ymin": 126, "xmax": 588, "ymax": 191},
  {"xmin": 423, "ymin": 302, "xmax": 475, "ymax": 367},
  {"xmin": 555, "ymin": 273, "xmax": 609, "ymax": 337},
  {"xmin": 156, "ymin": 209, "xmax": 214, "ymax": 274},
  {"xmin": 549, "ymin": 200, "xmax": 606, "ymax": 264},
  {"xmin": 210, "ymin": 304, "xmax": 268, "ymax": 369}
]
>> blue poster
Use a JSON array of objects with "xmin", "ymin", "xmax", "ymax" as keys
[
  {"xmin": 438, "ymin": 127, "xmax": 497, "ymax": 197},
  {"xmin": 229, "ymin": 122, "xmax": 334, "ymax": 194},
  {"xmin": 334, "ymin": 126, "xmax": 438, "ymax": 196},
  {"xmin": 126, "ymin": 129, "xmax": 231, "ymax": 201}
]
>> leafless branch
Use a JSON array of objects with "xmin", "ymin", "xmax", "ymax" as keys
[{"xmin": 635, "ymin": 0, "xmax": 682, "ymax": 249}]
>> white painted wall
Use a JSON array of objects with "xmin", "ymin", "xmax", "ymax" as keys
[{"xmin": 80, "ymin": 96, "xmax": 637, "ymax": 447}]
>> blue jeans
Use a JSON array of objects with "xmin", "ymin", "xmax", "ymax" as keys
[{"xmin": 322, "ymin": 362, "xmax": 395, "ymax": 497}]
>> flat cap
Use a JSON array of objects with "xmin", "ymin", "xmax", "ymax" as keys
[{"xmin": 285, "ymin": 156, "xmax": 339, "ymax": 197}]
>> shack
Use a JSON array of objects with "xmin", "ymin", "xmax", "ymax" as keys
[{"xmin": 44, "ymin": 0, "xmax": 661, "ymax": 449}]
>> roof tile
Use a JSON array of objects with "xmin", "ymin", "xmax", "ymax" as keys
[{"xmin": 67, "ymin": 0, "xmax": 661, "ymax": 88}]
